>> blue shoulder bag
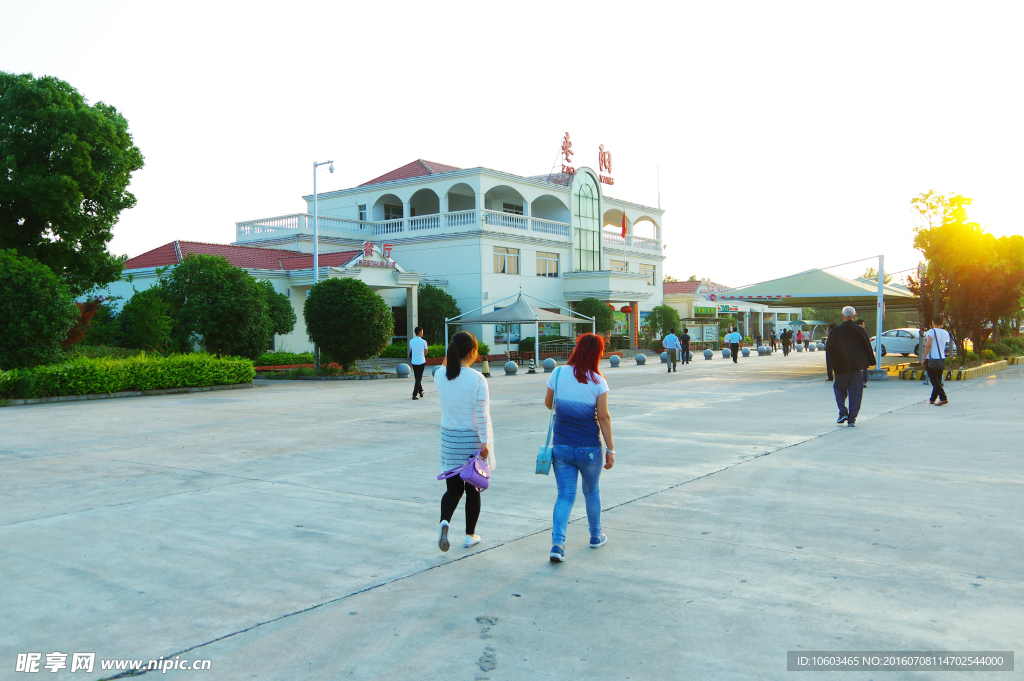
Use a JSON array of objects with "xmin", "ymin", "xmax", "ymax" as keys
[{"xmin": 536, "ymin": 366, "xmax": 560, "ymax": 475}]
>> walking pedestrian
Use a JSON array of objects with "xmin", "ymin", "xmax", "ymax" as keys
[
  {"xmin": 754, "ymin": 331, "xmax": 762, "ymax": 349},
  {"xmin": 680, "ymin": 327, "xmax": 692, "ymax": 364},
  {"xmin": 825, "ymin": 323, "xmax": 837, "ymax": 381},
  {"xmin": 795, "ymin": 329, "xmax": 803, "ymax": 351},
  {"xmin": 409, "ymin": 326, "xmax": 428, "ymax": 400},
  {"xmin": 544, "ymin": 333, "xmax": 615, "ymax": 563},
  {"xmin": 803, "ymin": 332, "xmax": 810, "ymax": 351},
  {"xmin": 435, "ymin": 332, "xmax": 495, "ymax": 552},
  {"xmin": 770, "ymin": 329, "xmax": 777, "ymax": 351},
  {"xmin": 726, "ymin": 327, "xmax": 741, "ymax": 363},
  {"xmin": 824, "ymin": 306, "xmax": 875, "ymax": 427},
  {"xmin": 856, "ymin": 319, "xmax": 869, "ymax": 388},
  {"xmin": 923, "ymin": 317, "xmax": 950, "ymax": 405},
  {"xmin": 919, "ymin": 326, "xmax": 930, "ymax": 386},
  {"xmin": 781, "ymin": 329, "xmax": 792, "ymax": 356},
  {"xmin": 662, "ymin": 328, "xmax": 681, "ymax": 373}
]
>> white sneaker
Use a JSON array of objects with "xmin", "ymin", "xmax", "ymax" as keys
[
  {"xmin": 438, "ymin": 520, "xmax": 450, "ymax": 552},
  {"xmin": 464, "ymin": 534, "xmax": 481, "ymax": 548}
]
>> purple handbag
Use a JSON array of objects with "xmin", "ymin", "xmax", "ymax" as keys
[{"xmin": 437, "ymin": 450, "xmax": 490, "ymax": 492}]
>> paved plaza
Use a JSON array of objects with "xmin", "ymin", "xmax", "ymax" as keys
[{"xmin": 2, "ymin": 353, "xmax": 1021, "ymax": 680}]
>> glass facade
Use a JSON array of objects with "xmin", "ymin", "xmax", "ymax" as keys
[{"xmin": 573, "ymin": 173, "xmax": 601, "ymax": 271}]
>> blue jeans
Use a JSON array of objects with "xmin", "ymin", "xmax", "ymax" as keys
[
  {"xmin": 551, "ymin": 445, "xmax": 603, "ymax": 546},
  {"xmin": 834, "ymin": 371, "xmax": 864, "ymax": 422}
]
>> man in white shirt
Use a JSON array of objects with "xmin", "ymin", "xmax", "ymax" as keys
[
  {"xmin": 662, "ymin": 328, "xmax": 681, "ymax": 373},
  {"xmin": 726, "ymin": 327, "xmax": 742, "ymax": 363},
  {"xmin": 923, "ymin": 317, "xmax": 951, "ymax": 405},
  {"xmin": 409, "ymin": 326, "xmax": 429, "ymax": 400}
]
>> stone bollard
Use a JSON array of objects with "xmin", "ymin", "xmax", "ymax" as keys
[
  {"xmin": 543, "ymin": 357, "xmax": 557, "ymax": 372},
  {"xmin": 741, "ymin": 347, "xmax": 750, "ymax": 357},
  {"xmin": 722, "ymin": 348, "xmax": 731, "ymax": 359},
  {"xmin": 635, "ymin": 353, "xmax": 646, "ymax": 365},
  {"xmin": 704, "ymin": 349, "xmax": 714, "ymax": 360},
  {"xmin": 528, "ymin": 357, "xmax": 537, "ymax": 374},
  {"xmin": 660, "ymin": 352, "xmax": 669, "ymax": 363},
  {"xmin": 432, "ymin": 365, "xmax": 443, "ymax": 378},
  {"xmin": 795, "ymin": 344, "xmax": 803, "ymax": 352},
  {"xmin": 396, "ymin": 363, "xmax": 410, "ymax": 377},
  {"xmin": 481, "ymin": 358, "xmax": 490, "ymax": 377},
  {"xmin": 610, "ymin": 355, "xmax": 621, "ymax": 367},
  {"xmin": 817, "ymin": 342, "xmax": 826, "ymax": 351},
  {"xmin": 504, "ymin": 361, "xmax": 518, "ymax": 375}
]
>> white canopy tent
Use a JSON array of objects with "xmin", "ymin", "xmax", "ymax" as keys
[{"xmin": 445, "ymin": 293, "xmax": 595, "ymax": 360}]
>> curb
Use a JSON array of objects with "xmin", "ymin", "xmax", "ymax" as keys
[
  {"xmin": 899, "ymin": 360, "xmax": 1008, "ymax": 381},
  {"xmin": 1008, "ymin": 356, "xmax": 1024, "ymax": 365},
  {"xmin": 3, "ymin": 382, "xmax": 254, "ymax": 407},
  {"xmin": 254, "ymin": 374, "xmax": 396, "ymax": 381}
]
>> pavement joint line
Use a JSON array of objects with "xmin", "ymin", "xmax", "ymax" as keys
[
  {"xmin": 95, "ymin": 525, "xmax": 554, "ymax": 681},
  {"xmin": 598, "ymin": 525, "xmax": 1024, "ymax": 586}
]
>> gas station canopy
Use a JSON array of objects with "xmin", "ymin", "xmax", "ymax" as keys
[{"xmin": 713, "ymin": 269, "xmax": 919, "ymax": 313}]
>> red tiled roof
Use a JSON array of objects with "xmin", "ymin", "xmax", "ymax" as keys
[
  {"xmin": 360, "ymin": 159, "xmax": 461, "ymax": 187},
  {"xmin": 663, "ymin": 281, "xmax": 701, "ymax": 294},
  {"xmin": 124, "ymin": 241, "xmax": 360, "ymax": 272}
]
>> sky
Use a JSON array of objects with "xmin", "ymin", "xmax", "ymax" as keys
[{"xmin": 3, "ymin": 0, "xmax": 1022, "ymax": 287}]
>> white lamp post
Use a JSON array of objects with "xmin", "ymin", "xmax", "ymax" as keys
[{"xmin": 312, "ymin": 159, "xmax": 334, "ymax": 370}]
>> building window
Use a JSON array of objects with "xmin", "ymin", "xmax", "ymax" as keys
[
  {"xmin": 358, "ymin": 204, "xmax": 367, "ymax": 222},
  {"xmin": 573, "ymin": 173, "xmax": 601, "ymax": 271},
  {"xmin": 610, "ymin": 259, "xmax": 627, "ymax": 273},
  {"xmin": 640, "ymin": 263, "xmax": 655, "ymax": 285},
  {"xmin": 502, "ymin": 202, "xmax": 524, "ymax": 215},
  {"xmin": 494, "ymin": 246, "xmax": 520, "ymax": 275},
  {"xmin": 384, "ymin": 204, "xmax": 403, "ymax": 221},
  {"xmin": 537, "ymin": 251, "xmax": 559, "ymax": 277}
]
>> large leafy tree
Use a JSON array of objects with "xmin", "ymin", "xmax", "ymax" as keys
[
  {"xmin": 0, "ymin": 72, "xmax": 144, "ymax": 295},
  {"xmin": 304, "ymin": 278, "xmax": 393, "ymax": 371},
  {"xmin": 644, "ymin": 304, "xmax": 680, "ymax": 340},
  {"xmin": 161, "ymin": 254, "xmax": 273, "ymax": 359},
  {"xmin": 0, "ymin": 249, "xmax": 79, "ymax": 368},
  {"xmin": 572, "ymin": 297, "xmax": 615, "ymax": 336},
  {"xmin": 257, "ymin": 280, "xmax": 297, "ymax": 337},
  {"xmin": 119, "ymin": 287, "xmax": 174, "ymax": 352},
  {"xmin": 418, "ymin": 283, "xmax": 460, "ymax": 344}
]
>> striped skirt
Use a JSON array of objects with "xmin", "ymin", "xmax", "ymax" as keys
[{"xmin": 440, "ymin": 427, "xmax": 482, "ymax": 473}]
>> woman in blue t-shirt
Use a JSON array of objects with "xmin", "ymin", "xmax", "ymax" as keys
[{"xmin": 543, "ymin": 333, "xmax": 616, "ymax": 562}]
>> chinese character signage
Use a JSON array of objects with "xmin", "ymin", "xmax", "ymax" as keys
[
  {"xmin": 598, "ymin": 144, "xmax": 614, "ymax": 185},
  {"xmin": 560, "ymin": 132, "xmax": 576, "ymax": 176}
]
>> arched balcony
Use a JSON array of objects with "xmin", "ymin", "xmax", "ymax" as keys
[
  {"xmin": 371, "ymin": 193, "xmax": 406, "ymax": 236},
  {"xmin": 483, "ymin": 185, "xmax": 529, "ymax": 231},
  {"xmin": 408, "ymin": 189, "xmax": 441, "ymax": 231},
  {"xmin": 444, "ymin": 183, "xmax": 476, "ymax": 228}
]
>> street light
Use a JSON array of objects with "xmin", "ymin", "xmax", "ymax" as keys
[{"xmin": 312, "ymin": 159, "xmax": 334, "ymax": 370}]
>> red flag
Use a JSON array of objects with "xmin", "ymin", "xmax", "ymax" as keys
[{"xmin": 621, "ymin": 212, "xmax": 627, "ymax": 239}]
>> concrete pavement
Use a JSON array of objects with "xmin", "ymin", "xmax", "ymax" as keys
[{"xmin": 1, "ymin": 352, "xmax": 1020, "ymax": 680}]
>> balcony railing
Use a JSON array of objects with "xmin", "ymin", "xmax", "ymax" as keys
[
  {"xmin": 483, "ymin": 209, "xmax": 529, "ymax": 231},
  {"xmin": 446, "ymin": 210, "xmax": 476, "ymax": 227},
  {"xmin": 602, "ymin": 231, "xmax": 662, "ymax": 252},
  {"xmin": 236, "ymin": 214, "xmax": 369, "ymax": 237},
  {"xmin": 373, "ymin": 218, "xmax": 405, "ymax": 236},
  {"xmin": 408, "ymin": 214, "xmax": 440, "ymax": 231},
  {"xmin": 531, "ymin": 217, "xmax": 570, "ymax": 237}
]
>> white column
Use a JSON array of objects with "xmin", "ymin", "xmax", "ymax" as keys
[
  {"xmin": 402, "ymin": 199, "xmax": 411, "ymax": 223},
  {"xmin": 407, "ymin": 285, "xmax": 418, "ymax": 342},
  {"xmin": 875, "ymin": 255, "xmax": 885, "ymax": 370}
]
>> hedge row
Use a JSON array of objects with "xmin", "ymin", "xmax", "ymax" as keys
[
  {"xmin": 254, "ymin": 351, "xmax": 315, "ymax": 366},
  {"xmin": 0, "ymin": 353, "xmax": 255, "ymax": 400}
]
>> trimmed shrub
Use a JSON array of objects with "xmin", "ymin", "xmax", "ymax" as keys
[
  {"xmin": 120, "ymin": 287, "xmax": 174, "ymax": 352},
  {"xmin": 254, "ymin": 351, "xmax": 314, "ymax": 366},
  {"xmin": 18, "ymin": 353, "xmax": 255, "ymax": 398},
  {"xmin": 418, "ymin": 283, "xmax": 460, "ymax": 344},
  {"xmin": 63, "ymin": 345, "xmax": 144, "ymax": 360},
  {"xmin": 304, "ymin": 278, "xmax": 393, "ymax": 371},
  {"xmin": 378, "ymin": 343, "xmax": 409, "ymax": 359},
  {"xmin": 981, "ymin": 348, "xmax": 997, "ymax": 361},
  {"xmin": 476, "ymin": 341, "xmax": 490, "ymax": 356},
  {"xmin": 572, "ymin": 298, "xmax": 615, "ymax": 335},
  {"xmin": 0, "ymin": 249, "xmax": 79, "ymax": 369},
  {"xmin": 427, "ymin": 344, "xmax": 446, "ymax": 358}
]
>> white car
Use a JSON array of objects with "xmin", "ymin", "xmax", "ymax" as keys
[{"xmin": 870, "ymin": 328, "xmax": 924, "ymax": 357}]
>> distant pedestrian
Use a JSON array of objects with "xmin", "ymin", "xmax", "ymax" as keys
[
  {"xmin": 435, "ymin": 332, "xmax": 495, "ymax": 552},
  {"xmin": 796, "ymin": 329, "xmax": 804, "ymax": 350},
  {"xmin": 781, "ymin": 329, "xmax": 792, "ymax": 356},
  {"xmin": 662, "ymin": 328, "xmax": 681, "ymax": 373},
  {"xmin": 409, "ymin": 326, "xmax": 428, "ymax": 400},
  {"xmin": 680, "ymin": 327, "xmax": 692, "ymax": 364},
  {"xmin": 754, "ymin": 331, "xmax": 762, "ymax": 349},
  {"xmin": 856, "ymin": 319, "xmax": 869, "ymax": 388},
  {"xmin": 825, "ymin": 323, "xmax": 837, "ymax": 381},
  {"xmin": 825, "ymin": 306, "xmax": 875, "ymax": 427},
  {"xmin": 545, "ymin": 333, "xmax": 615, "ymax": 563},
  {"xmin": 923, "ymin": 317, "xmax": 950, "ymax": 406},
  {"xmin": 725, "ymin": 327, "xmax": 741, "ymax": 363},
  {"xmin": 803, "ymin": 332, "xmax": 810, "ymax": 351},
  {"xmin": 770, "ymin": 330, "xmax": 777, "ymax": 351}
]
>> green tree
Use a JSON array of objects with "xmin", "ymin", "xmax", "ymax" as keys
[
  {"xmin": 162, "ymin": 254, "xmax": 273, "ymax": 359},
  {"xmin": 687, "ymin": 274, "xmax": 698, "ymax": 281},
  {"xmin": 572, "ymin": 297, "xmax": 615, "ymax": 336},
  {"xmin": 0, "ymin": 72, "xmax": 145, "ymax": 295},
  {"xmin": 304, "ymin": 278, "xmax": 393, "ymax": 371},
  {"xmin": 663, "ymin": 274, "xmax": 680, "ymax": 283},
  {"xmin": 0, "ymin": 249, "xmax": 78, "ymax": 368},
  {"xmin": 418, "ymin": 283, "xmax": 460, "ymax": 344},
  {"xmin": 119, "ymin": 287, "xmax": 173, "ymax": 352},
  {"xmin": 644, "ymin": 304, "xmax": 680, "ymax": 340},
  {"xmin": 257, "ymin": 280, "xmax": 297, "ymax": 337},
  {"xmin": 861, "ymin": 267, "xmax": 893, "ymax": 284},
  {"xmin": 82, "ymin": 296, "xmax": 123, "ymax": 346}
]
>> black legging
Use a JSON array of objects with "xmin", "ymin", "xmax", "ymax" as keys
[
  {"xmin": 441, "ymin": 477, "xmax": 480, "ymax": 535},
  {"xmin": 927, "ymin": 366, "xmax": 947, "ymax": 402}
]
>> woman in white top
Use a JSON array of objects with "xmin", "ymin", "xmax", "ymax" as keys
[
  {"xmin": 434, "ymin": 331, "xmax": 494, "ymax": 552},
  {"xmin": 923, "ymin": 317, "xmax": 951, "ymax": 405}
]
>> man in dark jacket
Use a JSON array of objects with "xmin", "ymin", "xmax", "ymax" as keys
[{"xmin": 825, "ymin": 306, "xmax": 875, "ymax": 427}]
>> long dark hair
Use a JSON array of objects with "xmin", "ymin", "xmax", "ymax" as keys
[
  {"xmin": 566, "ymin": 333, "xmax": 604, "ymax": 384},
  {"xmin": 446, "ymin": 331, "xmax": 478, "ymax": 380}
]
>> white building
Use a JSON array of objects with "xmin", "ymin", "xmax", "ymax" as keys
[{"xmin": 233, "ymin": 159, "xmax": 665, "ymax": 350}]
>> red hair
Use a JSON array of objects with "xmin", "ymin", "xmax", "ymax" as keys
[{"xmin": 567, "ymin": 333, "xmax": 605, "ymax": 384}]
